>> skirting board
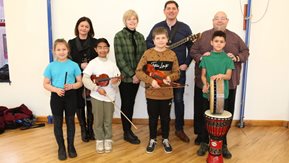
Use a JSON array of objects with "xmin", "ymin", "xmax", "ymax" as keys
[{"xmin": 36, "ymin": 116, "xmax": 289, "ymax": 127}]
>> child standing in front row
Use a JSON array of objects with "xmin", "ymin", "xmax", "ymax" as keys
[
  {"xmin": 82, "ymin": 38, "xmax": 121, "ymax": 153},
  {"xmin": 135, "ymin": 27, "xmax": 180, "ymax": 153},
  {"xmin": 197, "ymin": 31, "xmax": 235, "ymax": 157},
  {"xmin": 43, "ymin": 39, "xmax": 82, "ymax": 160}
]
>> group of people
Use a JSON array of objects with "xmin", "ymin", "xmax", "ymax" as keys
[{"xmin": 43, "ymin": 0, "xmax": 249, "ymax": 161}]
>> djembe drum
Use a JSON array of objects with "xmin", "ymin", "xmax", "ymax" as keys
[
  {"xmin": 205, "ymin": 79, "xmax": 232, "ymax": 163},
  {"xmin": 205, "ymin": 110, "xmax": 232, "ymax": 163}
]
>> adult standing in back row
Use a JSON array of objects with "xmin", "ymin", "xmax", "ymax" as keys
[
  {"xmin": 114, "ymin": 9, "xmax": 147, "ymax": 144},
  {"xmin": 146, "ymin": 0, "xmax": 193, "ymax": 143},
  {"xmin": 69, "ymin": 17, "xmax": 98, "ymax": 142},
  {"xmin": 190, "ymin": 11, "xmax": 249, "ymax": 159}
]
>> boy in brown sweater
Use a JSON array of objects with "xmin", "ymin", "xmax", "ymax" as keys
[{"xmin": 136, "ymin": 27, "xmax": 179, "ymax": 153}]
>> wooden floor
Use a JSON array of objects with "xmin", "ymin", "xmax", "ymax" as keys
[{"xmin": 0, "ymin": 124, "xmax": 289, "ymax": 163}]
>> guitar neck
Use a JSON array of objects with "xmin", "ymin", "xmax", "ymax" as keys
[
  {"xmin": 168, "ymin": 33, "xmax": 200, "ymax": 50},
  {"xmin": 168, "ymin": 37, "xmax": 190, "ymax": 50}
]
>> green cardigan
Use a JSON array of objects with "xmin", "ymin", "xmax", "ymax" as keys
[{"xmin": 114, "ymin": 28, "xmax": 147, "ymax": 83}]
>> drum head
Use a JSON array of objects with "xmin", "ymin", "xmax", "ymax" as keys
[{"xmin": 205, "ymin": 110, "xmax": 232, "ymax": 118}]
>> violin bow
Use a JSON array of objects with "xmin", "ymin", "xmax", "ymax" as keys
[{"xmin": 105, "ymin": 94, "xmax": 138, "ymax": 129}]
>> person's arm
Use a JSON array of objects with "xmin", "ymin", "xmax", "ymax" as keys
[
  {"xmin": 183, "ymin": 26, "xmax": 193, "ymax": 67},
  {"xmin": 64, "ymin": 75, "xmax": 83, "ymax": 91},
  {"xmin": 82, "ymin": 73, "xmax": 99, "ymax": 91},
  {"xmin": 110, "ymin": 64, "xmax": 121, "ymax": 88},
  {"xmin": 190, "ymin": 31, "xmax": 211, "ymax": 63},
  {"xmin": 190, "ymin": 40, "xmax": 205, "ymax": 63},
  {"xmin": 146, "ymin": 27, "xmax": 155, "ymax": 49},
  {"xmin": 68, "ymin": 39, "xmax": 82, "ymax": 69},
  {"xmin": 236, "ymin": 37, "xmax": 249, "ymax": 62},
  {"xmin": 43, "ymin": 77, "xmax": 65, "ymax": 97},
  {"xmin": 201, "ymin": 68, "xmax": 209, "ymax": 93},
  {"xmin": 167, "ymin": 53, "xmax": 180, "ymax": 82},
  {"xmin": 135, "ymin": 53, "xmax": 154, "ymax": 85},
  {"xmin": 210, "ymin": 69, "xmax": 232, "ymax": 81},
  {"xmin": 114, "ymin": 34, "xmax": 135, "ymax": 77}
]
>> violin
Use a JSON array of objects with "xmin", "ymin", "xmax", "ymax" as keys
[
  {"xmin": 145, "ymin": 64, "xmax": 167, "ymax": 84},
  {"xmin": 90, "ymin": 74, "xmax": 121, "ymax": 87},
  {"xmin": 145, "ymin": 64, "xmax": 187, "ymax": 88}
]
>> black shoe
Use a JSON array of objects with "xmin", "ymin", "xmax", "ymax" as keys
[
  {"xmin": 194, "ymin": 136, "xmax": 201, "ymax": 145},
  {"xmin": 197, "ymin": 142, "xmax": 208, "ymax": 156},
  {"xmin": 128, "ymin": 130, "xmax": 138, "ymax": 140},
  {"xmin": 146, "ymin": 139, "xmax": 157, "ymax": 153},
  {"xmin": 124, "ymin": 132, "xmax": 140, "ymax": 144},
  {"xmin": 80, "ymin": 128, "xmax": 89, "ymax": 142},
  {"xmin": 222, "ymin": 145, "xmax": 232, "ymax": 159},
  {"xmin": 67, "ymin": 145, "xmax": 77, "ymax": 158},
  {"xmin": 88, "ymin": 129, "xmax": 95, "ymax": 140},
  {"xmin": 58, "ymin": 147, "xmax": 67, "ymax": 160},
  {"xmin": 162, "ymin": 139, "xmax": 172, "ymax": 153}
]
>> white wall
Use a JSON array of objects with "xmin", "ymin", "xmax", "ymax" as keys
[{"xmin": 1, "ymin": 0, "xmax": 289, "ymax": 121}]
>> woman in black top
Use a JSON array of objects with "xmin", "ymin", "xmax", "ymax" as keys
[{"xmin": 68, "ymin": 17, "xmax": 97, "ymax": 142}]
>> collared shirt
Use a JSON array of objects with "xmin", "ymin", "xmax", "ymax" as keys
[
  {"xmin": 190, "ymin": 28, "xmax": 249, "ymax": 89},
  {"xmin": 146, "ymin": 20, "xmax": 193, "ymax": 66}
]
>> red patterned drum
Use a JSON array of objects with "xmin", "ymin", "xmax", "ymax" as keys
[{"xmin": 205, "ymin": 110, "xmax": 232, "ymax": 163}]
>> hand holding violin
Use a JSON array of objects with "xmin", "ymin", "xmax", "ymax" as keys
[
  {"xmin": 97, "ymin": 87, "xmax": 107, "ymax": 96},
  {"xmin": 151, "ymin": 79, "xmax": 161, "ymax": 88},
  {"xmin": 111, "ymin": 77, "xmax": 120, "ymax": 84},
  {"xmin": 163, "ymin": 76, "xmax": 171, "ymax": 85}
]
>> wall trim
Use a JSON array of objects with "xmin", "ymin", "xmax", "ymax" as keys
[{"xmin": 36, "ymin": 116, "xmax": 289, "ymax": 127}]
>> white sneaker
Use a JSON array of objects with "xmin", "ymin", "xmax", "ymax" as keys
[
  {"xmin": 96, "ymin": 140, "xmax": 104, "ymax": 153},
  {"xmin": 104, "ymin": 139, "xmax": 113, "ymax": 153}
]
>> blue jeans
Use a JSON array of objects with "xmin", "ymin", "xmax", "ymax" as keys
[{"xmin": 173, "ymin": 70, "xmax": 186, "ymax": 131}]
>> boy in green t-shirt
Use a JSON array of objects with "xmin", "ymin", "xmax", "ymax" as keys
[
  {"xmin": 196, "ymin": 31, "xmax": 235, "ymax": 156},
  {"xmin": 200, "ymin": 31, "xmax": 235, "ymax": 99}
]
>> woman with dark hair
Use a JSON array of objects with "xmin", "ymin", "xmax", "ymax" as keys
[{"xmin": 68, "ymin": 16, "xmax": 98, "ymax": 142}]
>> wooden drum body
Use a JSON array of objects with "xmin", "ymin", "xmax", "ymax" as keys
[
  {"xmin": 205, "ymin": 110, "xmax": 232, "ymax": 163},
  {"xmin": 210, "ymin": 79, "xmax": 225, "ymax": 114}
]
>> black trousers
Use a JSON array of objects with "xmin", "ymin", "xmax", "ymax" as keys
[
  {"xmin": 194, "ymin": 86, "xmax": 236, "ymax": 144},
  {"xmin": 173, "ymin": 70, "xmax": 186, "ymax": 131},
  {"xmin": 147, "ymin": 98, "xmax": 172, "ymax": 139},
  {"xmin": 76, "ymin": 87, "xmax": 93, "ymax": 130},
  {"xmin": 50, "ymin": 90, "xmax": 77, "ymax": 117},
  {"xmin": 119, "ymin": 82, "xmax": 139, "ymax": 132},
  {"xmin": 50, "ymin": 90, "xmax": 77, "ymax": 148}
]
